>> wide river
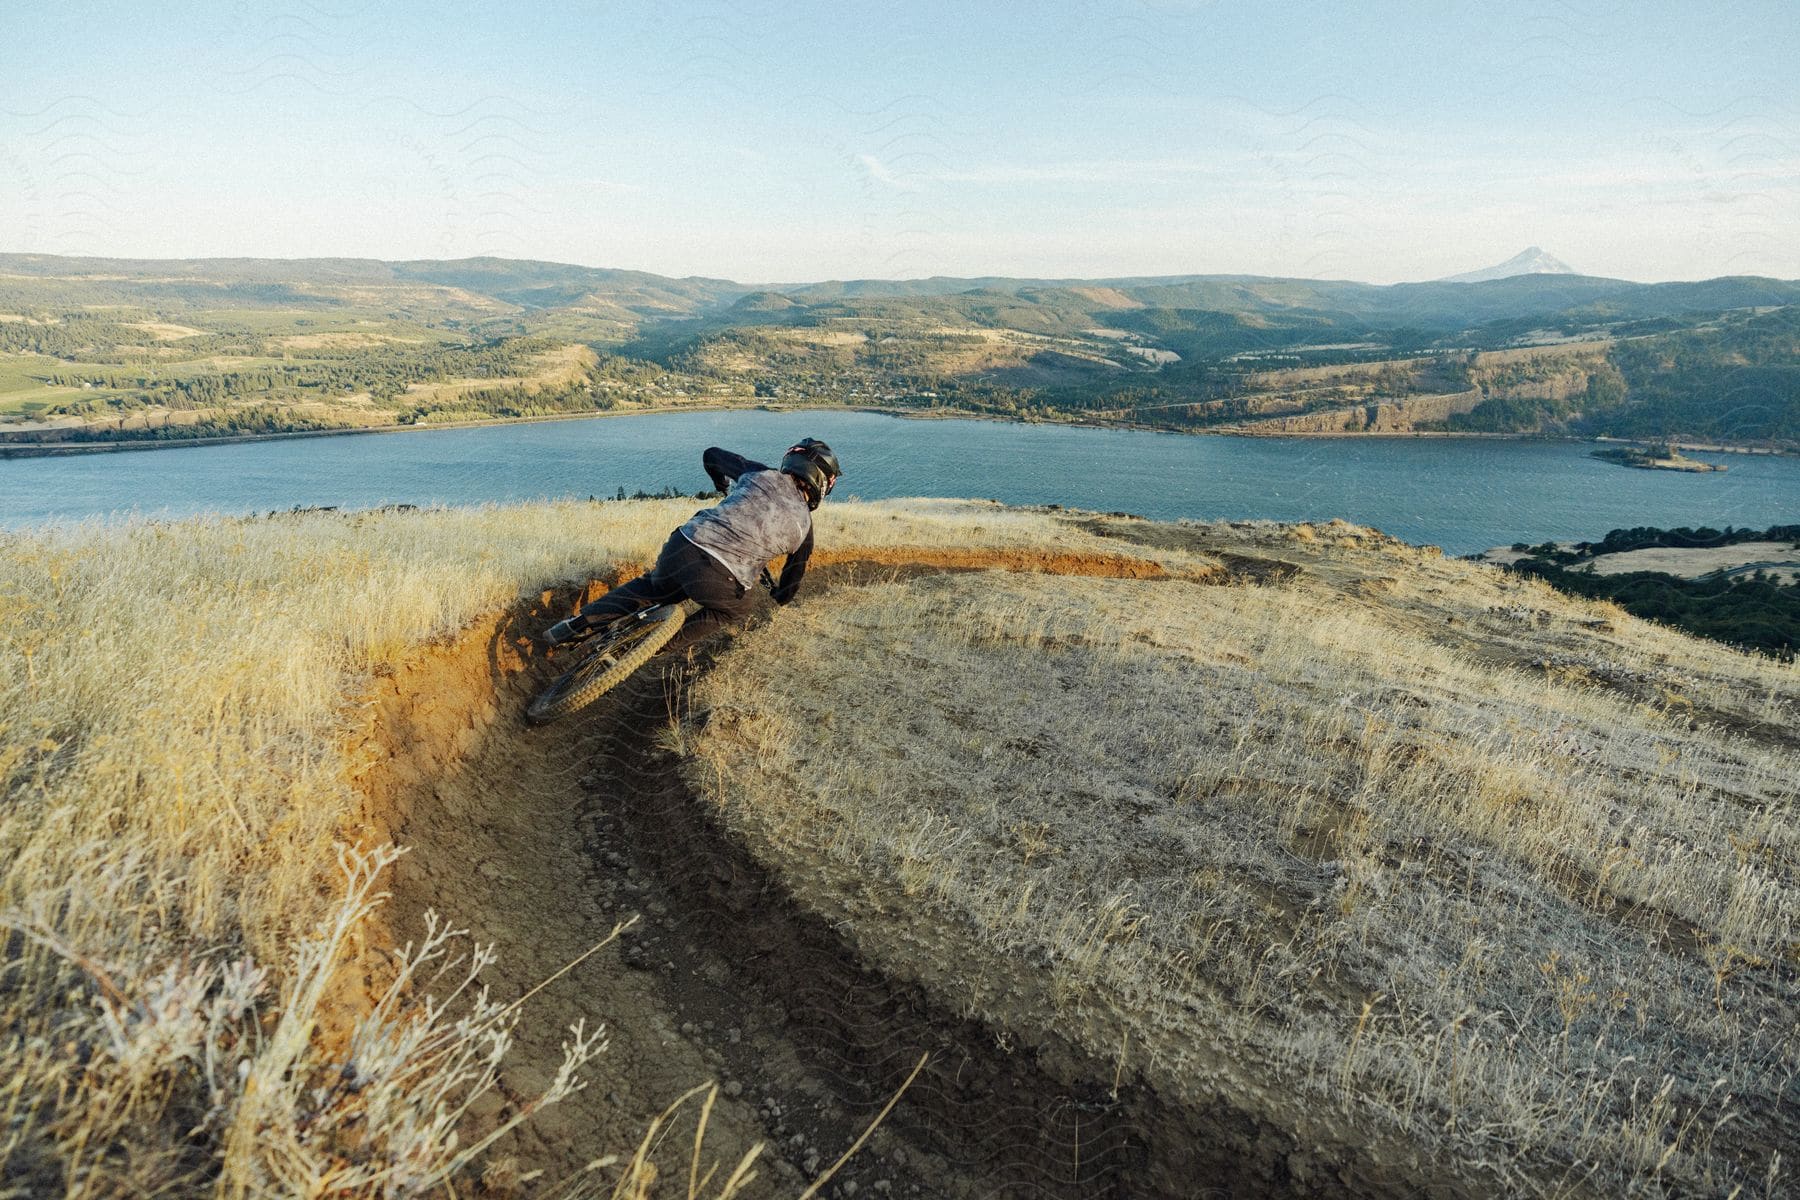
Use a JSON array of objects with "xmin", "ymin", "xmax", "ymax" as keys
[{"xmin": 2, "ymin": 410, "xmax": 1796, "ymax": 555}]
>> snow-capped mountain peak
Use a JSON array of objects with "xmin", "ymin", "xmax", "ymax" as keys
[{"xmin": 1439, "ymin": 247, "xmax": 1577, "ymax": 283}]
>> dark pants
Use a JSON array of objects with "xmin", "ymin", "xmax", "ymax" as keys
[{"xmin": 578, "ymin": 530, "xmax": 755, "ymax": 655}]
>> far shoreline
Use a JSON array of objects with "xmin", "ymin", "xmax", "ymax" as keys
[{"xmin": 1, "ymin": 401, "xmax": 1792, "ymax": 460}]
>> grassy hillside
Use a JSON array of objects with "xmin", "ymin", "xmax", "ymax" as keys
[
  {"xmin": 0, "ymin": 501, "xmax": 677, "ymax": 1196},
  {"xmin": 2, "ymin": 499, "xmax": 1793, "ymax": 1196},
  {"xmin": 686, "ymin": 512, "xmax": 1800, "ymax": 1196},
  {"xmin": 3, "ymin": 254, "xmax": 1795, "ymax": 448}
]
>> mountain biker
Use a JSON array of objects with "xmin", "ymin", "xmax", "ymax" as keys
[{"xmin": 539, "ymin": 438, "xmax": 841, "ymax": 654}]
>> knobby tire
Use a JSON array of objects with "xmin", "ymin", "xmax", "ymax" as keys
[{"xmin": 527, "ymin": 604, "xmax": 689, "ymax": 724}]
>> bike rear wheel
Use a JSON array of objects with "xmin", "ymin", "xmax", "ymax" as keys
[{"xmin": 527, "ymin": 603, "xmax": 690, "ymax": 724}]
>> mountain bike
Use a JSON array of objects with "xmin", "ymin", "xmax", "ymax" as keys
[
  {"xmin": 526, "ymin": 600, "xmax": 698, "ymax": 725},
  {"xmin": 526, "ymin": 571, "xmax": 775, "ymax": 725}
]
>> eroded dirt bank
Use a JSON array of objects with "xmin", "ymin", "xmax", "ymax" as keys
[{"xmin": 335, "ymin": 556, "xmax": 1378, "ymax": 1198}]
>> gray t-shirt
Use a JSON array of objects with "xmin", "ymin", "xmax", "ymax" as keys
[{"xmin": 679, "ymin": 469, "xmax": 813, "ymax": 588}]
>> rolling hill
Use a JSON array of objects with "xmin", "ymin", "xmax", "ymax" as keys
[
  {"xmin": 3, "ymin": 498, "xmax": 1793, "ymax": 1196},
  {"xmin": 2, "ymin": 252, "xmax": 1796, "ymax": 449}
]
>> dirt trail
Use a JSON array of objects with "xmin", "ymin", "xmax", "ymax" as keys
[
  {"xmin": 337, "ymin": 580, "xmax": 785, "ymax": 1190},
  {"xmin": 812, "ymin": 546, "xmax": 1200, "ymax": 580},
  {"xmin": 335, "ymin": 553, "xmax": 1331, "ymax": 1198}
]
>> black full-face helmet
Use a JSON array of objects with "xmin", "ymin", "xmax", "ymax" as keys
[{"xmin": 779, "ymin": 438, "xmax": 841, "ymax": 510}]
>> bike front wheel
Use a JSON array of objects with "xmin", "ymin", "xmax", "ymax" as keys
[{"xmin": 526, "ymin": 603, "xmax": 689, "ymax": 724}]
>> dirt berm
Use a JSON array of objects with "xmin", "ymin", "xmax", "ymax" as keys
[{"xmin": 333, "ymin": 556, "xmax": 1406, "ymax": 1199}]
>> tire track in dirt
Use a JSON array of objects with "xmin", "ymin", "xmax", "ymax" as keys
[
  {"xmin": 562, "ymin": 657, "xmax": 1158, "ymax": 1198},
  {"xmin": 340, "ymin": 552, "xmax": 1321, "ymax": 1198}
]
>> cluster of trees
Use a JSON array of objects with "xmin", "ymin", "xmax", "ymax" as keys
[
  {"xmin": 1508, "ymin": 524, "xmax": 1800, "ymax": 658},
  {"xmin": 1511, "ymin": 524, "xmax": 1800, "ymax": 564},
  {"xmin": 1583, "ymin": 524, "xmax": 1800, "ymax": 555},
  {"xmin": 1606, "ymin": 370, "xmax": 1800, "ymax": 443},
  {"xmin": 1513, "ymin": 560, "xmax": 1799, "ymax": 658},
  {"xmin": 1600, "ymin": 309, "xmax": 1800, "ymax": 442},
  {"xmin": 1, "ymin": 312, "xmax": 266, "ymax": 362},
  {"xmin": 0, "ymin": 314, "xmax": 140, "ymax": 357},
  {"xmin": 661, "ymin": 325, "xmax": 989, "ymax": 409},
  {"xmin": 45, "ymin": 404, "xmax": 338, "ymax": 443},
  {"xmin": 1448, "ymin": 392, "xmax": 1580, "ymax": 433},
  {"xmin": 1441, "ymin": 355, "xmax": 1618, "ymax": 434},
  {"xmin": 389, "ymin": 374, "xmax": 614, "ymax": 425},
  {"xmin": 44, "ymin": 336, "xmax": 564, "ymax": 414},
  {"xmin": 50, "ymin": 368, "xmax": 292, "ymax": 412},
  {"xmin": 672, "ymin": 324, "xmax": 1009, "ymax": 391},
  {"xmin": 1450, "ymin": 310, "xmax": 1800, "ymax": 441}
]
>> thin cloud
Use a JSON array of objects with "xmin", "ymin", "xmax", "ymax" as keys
[
  {"xmin": 573, "ymin": 178, "xmax": 645, "ymax": 196},
  {"xmin": 927, "ymin": 158, "xmax": 1225, "ymax": 185},
  {"xmin": 857, "ymin": 152, "xmax": 900, "ymax": 185}
]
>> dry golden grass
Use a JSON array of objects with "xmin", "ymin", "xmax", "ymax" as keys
[
  {"xmin": 1579, "ymin": 541, "xmax": 1800, "ymax": 579},
  {"xmin": 0, "ymin": 497, "xmax": 1179, "ymax": 1196},
  {"xmin": 686, "ymin": 518, "xmax": 1800, "ymax": 1197},
  {"xmin": 0, "ymin": 499, "xmax": 687, "ymax": 1196},
  {"xmin": 818, "ymin": 497, "xmax": 1211, "ymax": 569},
  {"xmin": 10, "ymin": 495, "xmax": 1791, "ymax": 1195}
]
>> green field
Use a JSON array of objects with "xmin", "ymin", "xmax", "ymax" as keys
[{"xmin": 0, "ymin": 353, "xmax": 136, "ymax": 415}]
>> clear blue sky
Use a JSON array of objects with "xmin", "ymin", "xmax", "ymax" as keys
[{"xmin": 4, "ymin": 1, "xmax": 1796, "ymax": 283}]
